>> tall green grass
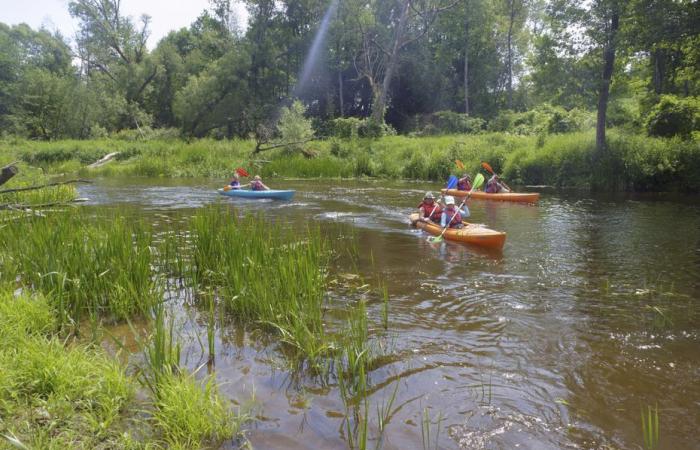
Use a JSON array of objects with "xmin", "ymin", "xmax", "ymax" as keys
[
  {"xmin": 0, "ymin": 211, "xmax": 160, "ymax": 326},
  {"xmin": 4, "ymin": 130, "xmax": 698, "ymax": 191},
  {"xmin": 152, "ymin": 371, "xmax": 246, "ymax": 448},
  {"xmin": 0, "ymin": 293, "xmax": 134, "ymax": 449},
  {"xmin": 173, "ymin": 207, "xmax": 335, "ymax": 372}
]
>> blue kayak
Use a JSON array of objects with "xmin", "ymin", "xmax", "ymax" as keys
[{"xmin": 217, "ymin": 188, "xmax": 295, "ymax": 201}]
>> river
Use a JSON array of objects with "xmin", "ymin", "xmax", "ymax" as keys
[{"xmin": 78, "ymin": 178, "xmax": 700, "ymax": 449}]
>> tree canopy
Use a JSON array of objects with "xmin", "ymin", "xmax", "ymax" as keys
[{"xmin": 0, "ymin": 0, "xmax": 697, "ymax": 141}]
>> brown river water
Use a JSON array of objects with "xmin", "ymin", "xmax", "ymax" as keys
[{"xmin": 78, "ymin": 178, "xmax": 700, "ymax": 450}]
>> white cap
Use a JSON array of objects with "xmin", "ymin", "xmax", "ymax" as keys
[{"xmin": 444, "ymin": 196, "xmax": 455, "ymax": 205}]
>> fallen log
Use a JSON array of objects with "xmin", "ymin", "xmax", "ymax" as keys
[
  {"xmin": 0, "ymin": 198, "xmax": 88, "ymax": 211},
  {"xmin": 0, "ymin": 179, "xmax": 91, "ymax": 195},
  {"xmin": 88, "ymin": 152, "xmax": 120, "ymax": 168}
]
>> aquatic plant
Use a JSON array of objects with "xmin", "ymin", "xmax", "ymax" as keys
[
  {"xmin": 181, "ymin": 206, "xmax": 335, "ymax": 371},
  {"xmin": 0, "ymin": 211, "xmax": 161, "ymax": 325},
  {"xmin": 641, "ymin": 404, "xmax": 660, "ymax": 450},
  {"xmin": 421, "ymin": 407, "xmax": 444, "ymax": 450}
]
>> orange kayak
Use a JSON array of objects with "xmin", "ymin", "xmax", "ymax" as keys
[
  {"xmin": 441, "ymin": 189, "xmax": 540, "ymax": 203},
  {"xmin": 409, "ymin": 213, "xmax": 506, "ymax": 250}
]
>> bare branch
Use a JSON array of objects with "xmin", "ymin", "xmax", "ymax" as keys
[{"xmin": 0, "ymin": 179, "xmax": 92, "ymax": 195}]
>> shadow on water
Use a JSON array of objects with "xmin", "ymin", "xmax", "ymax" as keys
[{"xmin": 86, "ymin": 178, "xmax": 700, "ymax": 449}]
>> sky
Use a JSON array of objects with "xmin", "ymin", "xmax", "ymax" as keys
[{"xmin": 0, "ymin": 0, "xmax": 247, "ymax": 48}]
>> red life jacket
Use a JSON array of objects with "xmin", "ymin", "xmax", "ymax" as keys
[
  {"xmin": 444, "ymin": 207, "xmax": 462, "ymax": 228},
  {"xmin": 251, "ymin": 180, "xmax": 265, "ymax": 191},
  {"xmin": 418, "ymin": 201, "xmax": 442, "ymax": 221}
]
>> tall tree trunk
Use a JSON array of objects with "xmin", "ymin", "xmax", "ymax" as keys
[
  {"xmin": 506, "ymin": 0, "xmax": 516, "ymax": 109},
  {"xmin": 595, "ymin": 10, "xmax": 620, "ymax": 155},
  {"xmin": 338, "ymin": 70, "xmax": 344, "ymax": 117},
  {"xmin": 370, "ymin": 0, "xmax": 411, "ymax": 123},
  {"xmin": 464, "ymin": 6, "xmax": 470, "ymax": 115}
]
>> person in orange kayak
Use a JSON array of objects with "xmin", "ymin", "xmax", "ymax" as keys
[
  {"xmin": 440, "ymin": 196, "xmax": 469, "ymax": 228},
  {"xmin": 457, "ymin": 173, "xmax": 472, "ymax": 191},
  {"xmin": 485, "ymin": 174, "xmax": 510, "ymax": 193},
  {"xmin": 417, "ymin": 192, "xmax": 442, "ymax": 223},
  {"xmin": 249, "ymin": 175, "xmax": 270, "ymax": 191}
]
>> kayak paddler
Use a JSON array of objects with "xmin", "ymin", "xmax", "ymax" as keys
[
  {"xmin": 457, "ymin": 173, "xmax": 472, "ymax": 191},
  {"xmin": 440, "ymin": 196, "xmax": 469, "ymax": 229},
  {"xmin": 229, "ymin": 172, "xmax": 242, "ymax": 189},
  {"xmin": 418, "ymin": 191, "xmax": 442, "ymax": 223},
  {"xmin": 485, "ymin": 174, "xmax": 510, "ymax": 193},
  {"xmin": 249, "ymin": 175, "xmax": 270, "ymax": 191}
]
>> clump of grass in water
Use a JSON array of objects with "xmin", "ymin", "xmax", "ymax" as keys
[
  {"xmin": 0, "ymin": 211, "xmax": 161, "ymax": 326},
  {"xmin": 421, "ymin": 407, "xmax": 444, "ymax": 450},
  {"xmin": 175, "ymin": 206, "xmax": 335, "ymax": 372},
  {"xmin": 641, "ymin": 404, "xmax": 659, "ymax": 450}
]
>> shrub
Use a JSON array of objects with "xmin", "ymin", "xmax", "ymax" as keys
[
  {"xmin": 277, "ymin": 100, "xmax": 315, "ymax": 152},
  {"xmin": 645, "ymin": 95, "xmax": 700, "ymax": 138},
  {"xmin": 329, "ymin": 117, "xmax": 363, "ymax": 139},
  {"xmin": 358, "ymin": 119, "xmax": 395, "ymax": 138}
]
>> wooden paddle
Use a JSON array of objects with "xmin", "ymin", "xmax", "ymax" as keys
[
  {"xmin": 481, "ymin": 162, "xmax": 511, "ymax": 192},
  {"xmin": 428, "ymin": 173, "xmax": 484, "ymax": 243}
]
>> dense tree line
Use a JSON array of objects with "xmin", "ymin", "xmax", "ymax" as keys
[{"xmin": 0, "ymin": 0, "xmax": 698, "ymax": 147}]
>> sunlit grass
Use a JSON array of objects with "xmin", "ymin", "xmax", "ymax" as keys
[
  {"xmin": 0, "ymin": 211, "xmax": 160, "ymax": 326},
  {"xmin": 4, "ymin": 130, "xmax": 697, "ymax": 191}
]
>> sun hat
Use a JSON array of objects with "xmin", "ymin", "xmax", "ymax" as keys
[
  {"xmin": 424, "ymin": 191, "xmax": 435, "ymax": 199},
  {"xmin": 444, "ymin": 196, "xmax": 455, "ymax": 205}
]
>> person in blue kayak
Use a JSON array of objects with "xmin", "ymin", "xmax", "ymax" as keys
[
  {"xmin": 485, "ymin": 174, "xmax": 510, "ymax": 193},
  {"xmin": 440, "ymin": 196, "xmax": 469, "ymax": 229},
  {"xmin": 417, "ymin": 191, "xmax": 442, "ymax": 223},
  {"xmin": 249, "ymin": 175, "xmax": 270, "ymax": 191},
  {"xmin": 229, "ymin": 172, "xmax": 242, "ymax": 189},
  {"xmin": 457, "ymin": 173, "xmax": 472, "ymax": 191}
]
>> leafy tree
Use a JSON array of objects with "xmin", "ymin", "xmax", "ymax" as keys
[{"xmin": 69, "ymin": 0, "xmax": 158, "ymax": 129}]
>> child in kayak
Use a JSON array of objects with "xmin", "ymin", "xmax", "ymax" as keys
[
  {"xmin": 418, "ymin": 192, "xmax": 442, "ymax": 223},
  {"xmin": 485, "ymin": 175, "xmax": 510, "ymax": 193},
  {"xmin": 440, "ymin": 196, "xmax": 469, "ymax": 229},
  {"xmin": 229, "ymin": 172, "xmax": 242, "ymax": 189},
  {"xmin": 249, "ymin": 175, "xmax": 270, "ymax": 191},
  {"xmin": 457, "ymin": 173, "xmax": 472, "ymax": 191}
]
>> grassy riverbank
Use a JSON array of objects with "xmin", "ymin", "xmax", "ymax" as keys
[
  {"xmin": 0, "ymin": 206, "xmax": 385, "ymax": 448},
  {"xmin": 2, "ymin": 130, "xmax": 699, "ymax": 192}
]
